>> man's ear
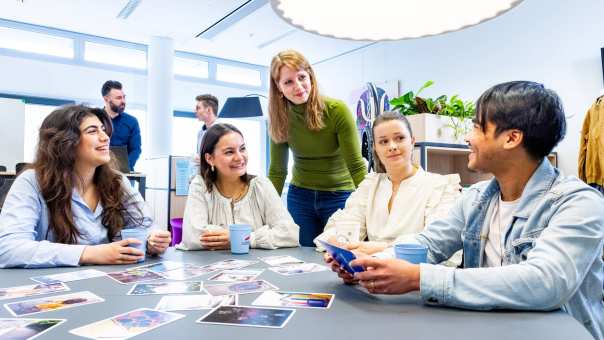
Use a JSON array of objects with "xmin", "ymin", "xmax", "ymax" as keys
[{"xmin": 503, "ymin": 129, "xmax": 524, "ymax": 150}]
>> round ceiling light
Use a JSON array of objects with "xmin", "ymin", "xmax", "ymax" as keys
[{"xmin": 271, "ymin": 0, "xmax": 524, "ymax": 41}]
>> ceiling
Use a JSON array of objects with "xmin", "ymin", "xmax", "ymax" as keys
[{"xmin": 0, "ymin": 0, "xmax": 371, "ymax": 66}]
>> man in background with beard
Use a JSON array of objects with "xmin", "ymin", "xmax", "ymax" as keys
[{"xmin": 102, "ymin": 80, "xmax": 142, "ymax": 171}]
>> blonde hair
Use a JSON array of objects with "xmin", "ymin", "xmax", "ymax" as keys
[{"xmin": 268, "ymin": 50, "xmax": 325, "ymax": 143}]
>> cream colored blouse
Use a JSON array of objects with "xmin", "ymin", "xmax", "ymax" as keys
[
  {"xmin": 314, "ymin": 168, "xmax": 461, "ymax": 249},
  {"xmin": 178, "ymin": 175, "xmax": 299, "ymax": 250}
]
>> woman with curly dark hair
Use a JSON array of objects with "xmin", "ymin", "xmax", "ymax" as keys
[{"xmin": 0, "ymin": 105, "xmax": 170, "ymax": 268}]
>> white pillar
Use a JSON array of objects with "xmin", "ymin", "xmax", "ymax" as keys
[{"xmin": 147, "ymin": 36, "xmax": 174, "ymax": 158}]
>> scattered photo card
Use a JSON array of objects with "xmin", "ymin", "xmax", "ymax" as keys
[
  {"xmin": 69, "ymin": 308, "xmax": 184, "ymax": 340},
  {"xmin": 252, "ymin": 291, "xmax": 334, "ymax": 309},
  {"xmin": 197, "ymin": 305, "xmax": 295, "ymax": 329},
  {"xmin": 155, "ymin": 294, "xmax": 237, "ymax": 311},
  {"xmin": 208, "ymin": 269, "xmax": 263, "ymax": 283},
  {"xmin": 204, "ymin": 280, "xmax": 277, "ymax": 297},
  {"xmin": 131, "ymin": 261, "xmax": 184, "ymax": 274},
  {"xmin": 160, "ymin": 264, "xmax": 216, "ymax": 281},
  {"xmin": 0, "ymin": 318, "xmax": 66, "ymax": 340},
  {"xmin": 4, "ymin": 291, "xmax": 104, "ymax": 317},
  {"xmin": 30, "ymin": 269, "xmax": 106, "ymax": 285},
  {"xmin": 269, "ymin": 263, "xmax": 329, "ymax": 276},
  {"xmin": 259, "ymin": 255, "xmax": 304, "ymax": 267},
  {"xmin": 127, "ymin": 281, "xmax": 203, "ymax": 296},
  {"xmin": 203, "ymin": 259, "xmax": 258, "ymax": 272},
  {"xmin": 0, "ymin": 283, "xmax": 70, "ymax": 301},
  {"xmin": 106, "ymin": 268, "xmax": 164, "ymax": 285}
]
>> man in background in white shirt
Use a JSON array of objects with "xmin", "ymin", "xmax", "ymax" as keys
[{"xmin": 191, "ymin": 94, "xmax": 219, "ymax": 178}]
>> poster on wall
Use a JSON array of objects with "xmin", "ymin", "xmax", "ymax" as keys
[{"xmin": 354, "ymin": 80, "xmax": 400, "ymax": 171}]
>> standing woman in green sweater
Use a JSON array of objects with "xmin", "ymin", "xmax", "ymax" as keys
[{"xmin": 268, "ymin": 49, "xmax": 367, "ymax": 246}]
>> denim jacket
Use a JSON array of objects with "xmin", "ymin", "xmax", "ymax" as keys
[{"xmin": 417, "ymin": 159, "xmax": 604, "ymax": 340}]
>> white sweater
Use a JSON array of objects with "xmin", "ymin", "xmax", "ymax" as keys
[
  {"xmin": 178, "ymin": 175, "xmax": 299, "ymax": 250},
  {"xmin": 314, "ymin": 168, "xmax": 461, "ymax": 249}
]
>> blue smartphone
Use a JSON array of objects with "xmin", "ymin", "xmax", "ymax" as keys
[{"xmin": 318, "ymin": 240, "xmax": 365, "ymax": 274}]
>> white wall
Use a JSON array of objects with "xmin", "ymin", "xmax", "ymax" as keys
[
  {"xmin": 314, "ymin": 0, "xmax": 604, "ymax": 176},
  {"xmin": 0, "ymin": 97, "xmax": 25, "ymax": 170}
]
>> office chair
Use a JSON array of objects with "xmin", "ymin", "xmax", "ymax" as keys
[{"xmin": 15, "ymin": 162, "xmax": 30, "ymax": 175}]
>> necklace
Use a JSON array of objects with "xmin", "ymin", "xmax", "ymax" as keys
[{"xmin": 216, "ymin": 182, "xmax": 248, "ymax": 203}]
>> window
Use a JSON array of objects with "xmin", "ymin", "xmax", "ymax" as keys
[
  {"xmin": 0, "ymin": 26, "xmax": 73, "ymax": 58},
  {"xmin": 174, "ymin": 56, "xmax": 209, "ymax": 79},
  {"xmin": 84, "ymin": 42, "xmax": 146, "ymax": 69},
  {"xmin": 23, "ymin": 104, "xmax": 58, "ymax": 162},
  {"xmin": 216, "ymin": 64, "xmax": 262, "ymax": 87}
]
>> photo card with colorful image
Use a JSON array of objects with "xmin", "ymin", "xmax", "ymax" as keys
[
  {"xmin": 160, "ymin": 264, "xmax": 216, "ymax": 281},
  {"xmin": 130, "ymin": 261, "xmax": 184, "ymax": 274},
  {"xmin": 0, "ymin": 282, "xmax": 70, "ymax": 301},
  {"xmin": 204, "ymin": 280, "xmax": 277, "ymax": 297},
  {"xmin": 0, "ymin": 318, "xmax": 66, "ymax": 340},
  {"xmin": 197, "ymin": 305, "xmax": 295, "ymax": 329},
  {"xmin": 4, "ymin": 291, "xmax": 104, "ymax": 317},
  {"xmin": 203, "ymin": 259, "xmax": 259, "ymax": 272},
  {"xmin": 106, "ymin": 268, "xmax": 164, "ymax": 285},
  {"xmin": 252, "ymin": 291, "xmax": 334, "ymax": 309},
  {"xmin": 127, "ymin": 281, "xmax": 203, "ymax": 296},
  {"xmin": 69, "ymin": 308, "xmax": 184, "ymax": 340},
  {"xmin": 207, "ymin": 269, "xmax": 263, "ymax": 283},
  {"xmin": 30, "ymin": 269, "xmax": 106, "ymax": 285},
  {"xmin": 268, "ymin": 263, "xmax": 329, "ymax": 276}
]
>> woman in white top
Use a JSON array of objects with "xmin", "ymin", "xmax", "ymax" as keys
[
  {"xmin": 314, "ymin": 111, "xmax": 461, "ymax": 254},
  {"xmin": 179, "ymin": 123, "xmax": 299, "ymax": 250}
]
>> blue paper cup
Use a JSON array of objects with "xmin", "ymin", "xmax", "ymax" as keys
[
  {"xmin": 121, "ymin": 228, "xmax": 148, "ymax": 262},
  {"xmin": 229, "ymin": 224, "xmax": 252, "ymax": 254},
  {"xmin": 394, "ymin": 243, "xmax": 428, "ymax": 264}
]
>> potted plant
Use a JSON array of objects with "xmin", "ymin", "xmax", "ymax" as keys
[{"xmin": 389, "ymin": 81, "xmax": 475, "ymax": 144}]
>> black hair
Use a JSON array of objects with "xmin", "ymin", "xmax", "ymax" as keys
[
  {"xmin": 101, "ymin": 80, "xmax": 123, "ymax": 97},
  {"xmin": 475, "ymin": 81, "xmax": 566, "ymax": 160},
  {"xmin": 199, "ymin": 123, "xmax": 253, "ymax": 192},
  {"xmin": 196, "ymin": 94, "xmax": 219, "ymax": 116},
  {"xmin": 371, "ymin": 111, "xmax": 414, "ymax": 173}
]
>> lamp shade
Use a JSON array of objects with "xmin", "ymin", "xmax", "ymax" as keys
[
  {"xmin": 218, "ymin": 97, "xmax": 263, "ymax": 118},
  {"xmin": 271, "ymin": 0, "xmax": 524, "ymax": 41}
]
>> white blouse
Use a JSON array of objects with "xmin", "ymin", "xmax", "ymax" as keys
[
  {"xmin": 178, "ymin": 175, "xmax": 299, "ymax": 250},
  {"xmin": 314, "ymin": 168, "xmax": 461, "ymax": 249}
]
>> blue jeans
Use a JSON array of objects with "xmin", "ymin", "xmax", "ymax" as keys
[{"xmin": 287, "ymin": 185, "xmax": 351, "ymax": 247}]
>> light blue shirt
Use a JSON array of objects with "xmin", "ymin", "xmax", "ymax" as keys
[
  {"xmin": 417, "ymin": 160, "xmax": 604, "ymax": 340},
  {"xmin": 0, "ymin": 169, "xmax": 153, "ymax": 268}
]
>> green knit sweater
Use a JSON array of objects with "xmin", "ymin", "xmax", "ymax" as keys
[{"xmin": 268, "ymin": 97, "xmax": 367, "ymax": 195}]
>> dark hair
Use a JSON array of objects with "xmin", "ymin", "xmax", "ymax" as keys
[
  {"xmin": 101, "ymin": 80, "xmax": 123, "ymax": 97},
  {"xmin": 196, "ymin": 94, "xmax": 219, "ymax": 116},
  {"xmin": 371, "ymin": 111, "xmax": 414, "ymax": 173},
  {"xmin": 199, "ymin": 123, "xmax": 253, "ymax": 192},
  {"xmin": 475, "ymin": 81, "xmax": 566, "ymax": 160},
  {"xmin": 33, "ymin": 104, "xmax": 144, "ymax": 244}
]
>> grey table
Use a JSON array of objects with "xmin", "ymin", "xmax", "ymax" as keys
[{"xmin": 0, "ymin": 247, "xmax": 593, "ymax": 340}]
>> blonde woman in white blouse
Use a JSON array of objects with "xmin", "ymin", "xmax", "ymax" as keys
[
  {"xmin": 314, "ymin": 112, "xmax": 461, "ymax": 254},
  {"xmin": 179, "ymin": 123, "xmax": 299, "ymax": 250}
]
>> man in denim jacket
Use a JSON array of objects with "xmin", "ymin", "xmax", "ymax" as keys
[{"xmin": 329, "ymin": 81, "xmax": 604, "ymax": 339}]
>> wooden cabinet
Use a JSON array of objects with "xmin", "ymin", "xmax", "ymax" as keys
[{"xmin": 413, "ymin": 142, "xmax": 558, "ymax": 187}]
